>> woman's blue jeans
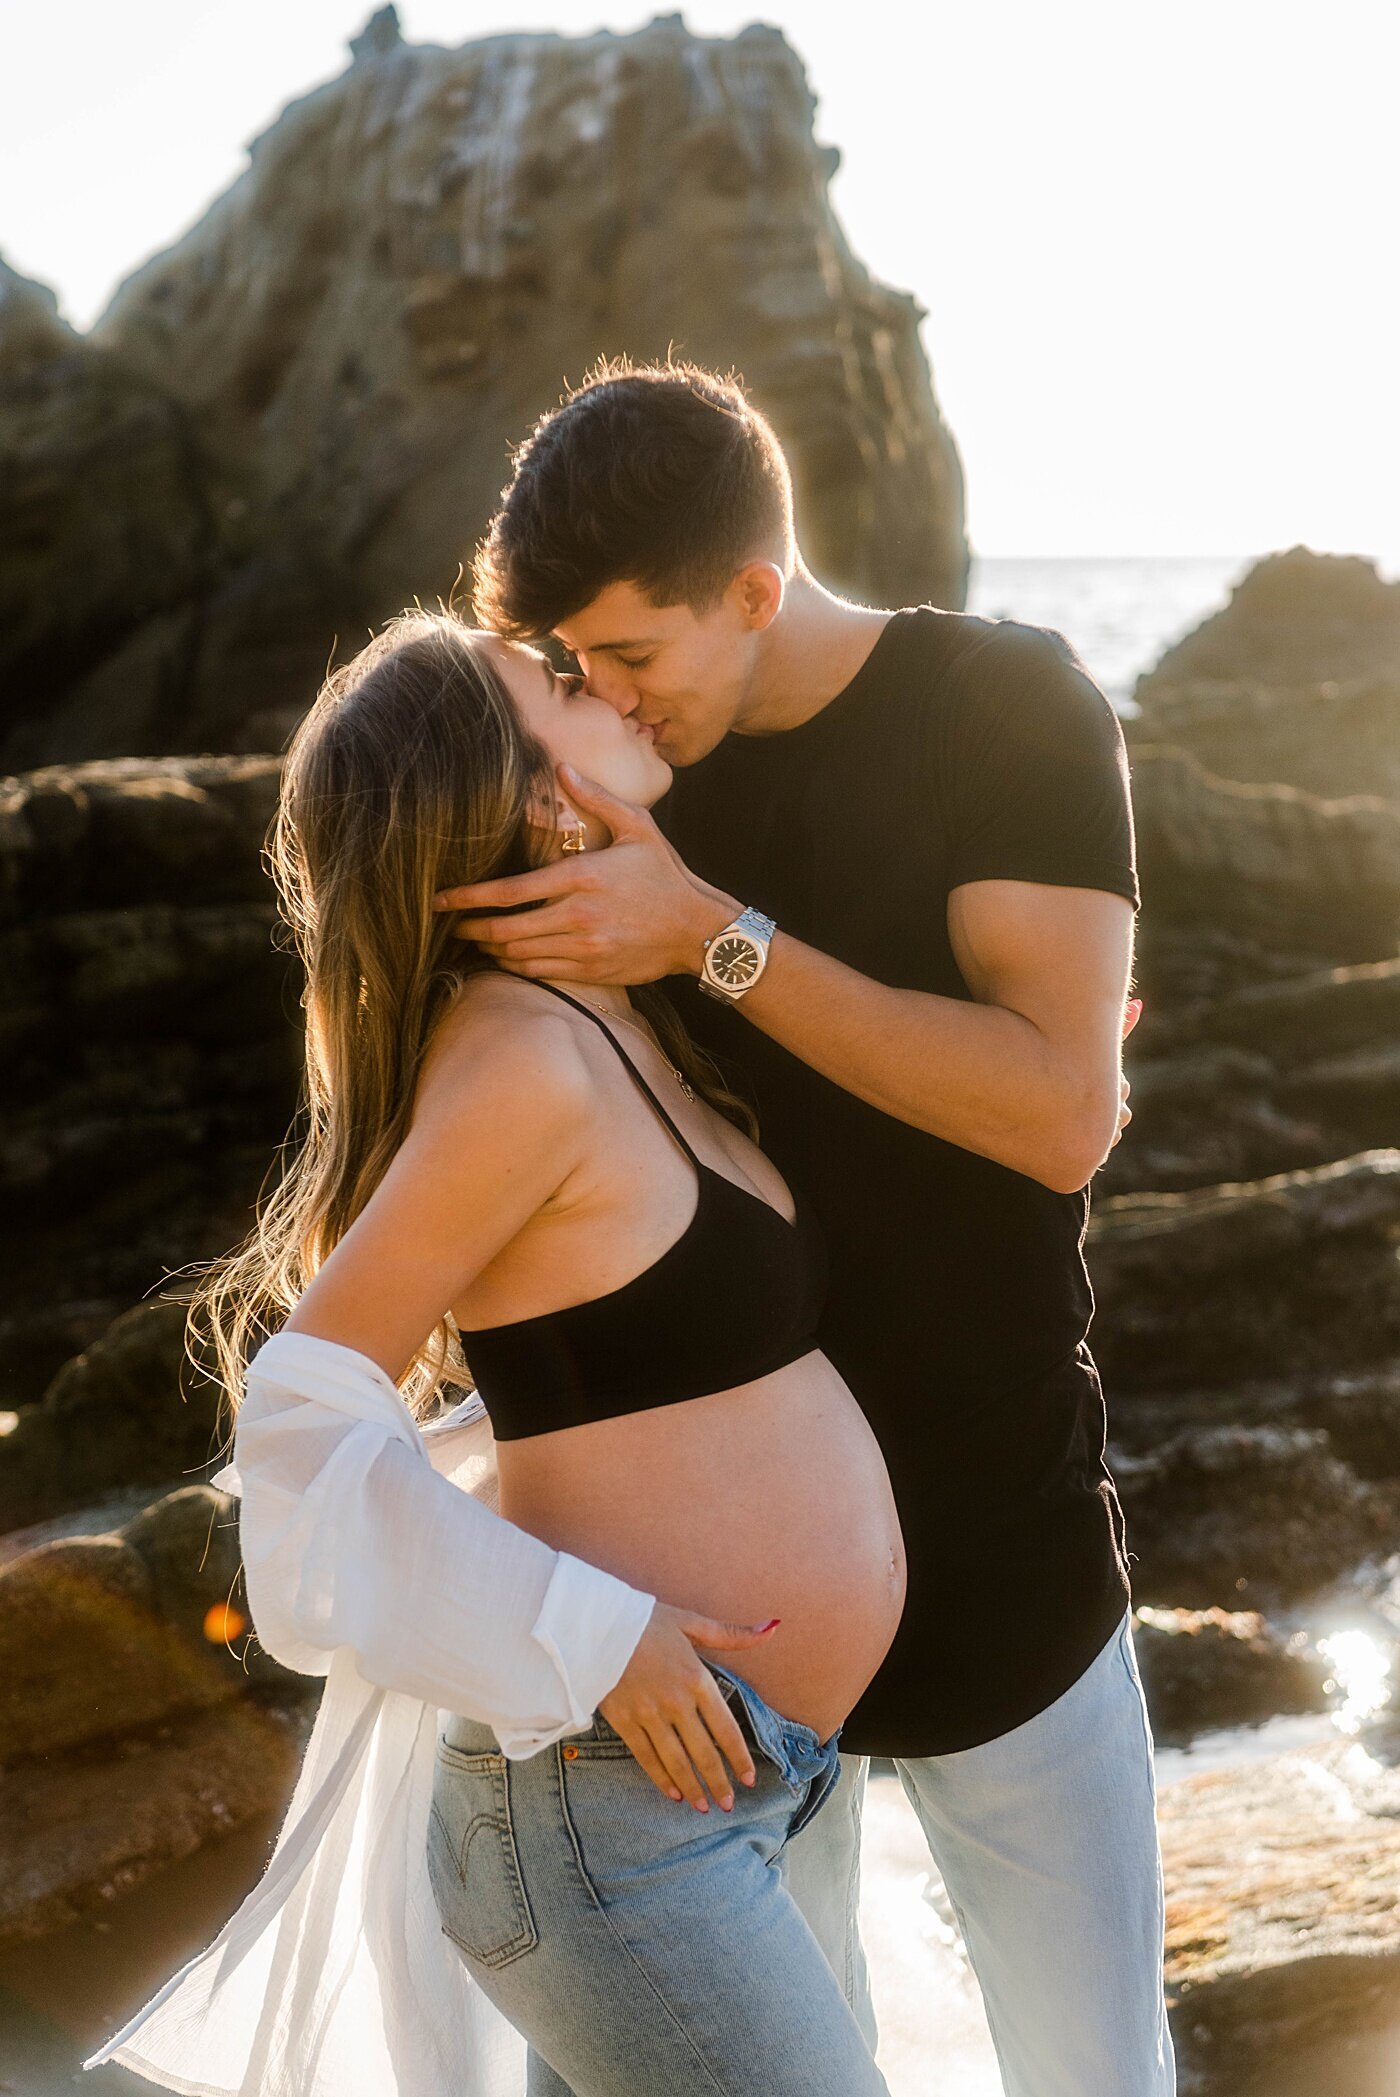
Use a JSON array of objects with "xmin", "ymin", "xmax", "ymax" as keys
[{"xmin": 428, "ymin": 1662, "xmax": 890, "ymax": 2096}]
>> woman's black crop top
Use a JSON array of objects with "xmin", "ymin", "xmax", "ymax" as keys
[{"xmin": 459, "ymin": 983, "xmax": 828, "ymax": 1440}]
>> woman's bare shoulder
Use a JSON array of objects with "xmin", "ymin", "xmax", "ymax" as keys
[{"xmin": 414, "ymin": 971, "xmax": 599, "ymax": 1135}]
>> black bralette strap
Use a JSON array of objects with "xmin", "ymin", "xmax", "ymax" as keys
[{"xmin": 527, "ymin": 980, "xmax": 703, "ymax": 1169}]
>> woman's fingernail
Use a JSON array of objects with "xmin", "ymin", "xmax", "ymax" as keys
[
  {"xmin": 742, "ymin": 1771, "xmax": 757, "ymax": 1787},
  {"xmin": 694, "ymin": 1799, "xmax": 709, "ymax": 1813},
  {"xmin": 669, "ymin": 1788, "xmax": 683, "ymax": 1802},
  {"xmin": 720, "ymin": 1795, "xmax": 734, "ymax": 1812},
  {"xmin": 757, "ymin": 1618, "xmax": 781, "ymax": 1633}
]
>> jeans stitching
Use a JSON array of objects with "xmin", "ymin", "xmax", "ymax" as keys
[{"xmin": 429, "ymin": 1756, "xmax": 538, "ymax": 1969}]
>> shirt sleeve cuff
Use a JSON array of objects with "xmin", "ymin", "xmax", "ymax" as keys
[{"xmin": 495, "ymin": 1550, "xmax": 656, "ymax": 1759}]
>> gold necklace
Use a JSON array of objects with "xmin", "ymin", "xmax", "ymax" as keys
[{"xmin": 579, "ymin": 996, "xmax": 696, "ymax": 1100}]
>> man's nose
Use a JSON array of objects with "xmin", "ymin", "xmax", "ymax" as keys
[{"xmin": 583, "ymin": 662, "xmax": 638, "ymax": 716}]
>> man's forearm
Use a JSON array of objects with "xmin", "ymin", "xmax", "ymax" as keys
[{"xmin": 678, "ymin": 893, "xmax": 1116, "ymax": 1192}]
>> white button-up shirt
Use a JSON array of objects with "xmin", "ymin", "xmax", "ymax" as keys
[{"xmin": 81, "ymin": 1328, "xmax": 657, "ymax": 2096}]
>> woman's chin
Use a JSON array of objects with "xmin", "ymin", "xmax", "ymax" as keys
[{"xmin": 636, "ymin": 752, "xmax": 674, "ymax": 803}]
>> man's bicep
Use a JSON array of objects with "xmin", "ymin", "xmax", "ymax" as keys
[{"xmin": 947, "ymin": 879, "xmax": 1135, "ymax": 1036}]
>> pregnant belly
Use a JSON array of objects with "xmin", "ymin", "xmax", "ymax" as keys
[{"xmin": 495, "ymin": 1350, "xmax": 907, "ymax": 1742}]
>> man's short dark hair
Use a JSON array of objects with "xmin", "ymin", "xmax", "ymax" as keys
[{"xmin": 473, "ymin": 358, "xmax": 795, "ymax": 640}]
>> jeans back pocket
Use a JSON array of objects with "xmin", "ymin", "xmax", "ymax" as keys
[{"xmin": 427, "ymin": 1739, "xmax": 538, "ymax": 1969}]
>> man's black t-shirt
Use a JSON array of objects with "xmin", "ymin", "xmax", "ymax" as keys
[{"xmin": 661, "ymin": 606, "xmax": 1140, "ymax": 1757}]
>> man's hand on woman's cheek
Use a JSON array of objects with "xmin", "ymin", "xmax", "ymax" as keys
[{"xmin": 431, "ymin": 763, "xmax": 738, "ymax": 985}]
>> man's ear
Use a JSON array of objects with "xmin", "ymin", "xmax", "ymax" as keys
[{"xmin": 730, "ymin": 560, "xmax": 785, "ymax": 633}]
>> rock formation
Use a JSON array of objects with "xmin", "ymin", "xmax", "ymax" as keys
[
  {"xmin": 1131, "ymin": 1608, "xmax": 1330, "ymax": 1742},
  {"xmin": 1112, "ymin": 1421, "xmax": 1396, "ymax": 1607},
  {"xmin": 1, "ymin": 9, "xmax": 967, "ymax": 772},
  {"xmin": 1130, "ymin": 546, "xmax": 1400, "ymax": 800},
  {"xmin": 1161, "ymin": 1742, "xmax": 1400, "ymax": 2087},
  {"xmin": 0, "ymin": 755, "xmax": 295, "ymax": 1404},
  {"xmin": 0, "ymin": 257, "xmax": 212, "ymax": 757},
  {"xmin": 0, "ymin": 1478, "xmax": 312, "ymax": 1944},
  {"xmin": 1089, "ymin": 1151, "xmax": 1400, "ymax": 1390},
  {"xmin": 1129, "ymin": 743, "xmax": 1400, "ymax": 992}
]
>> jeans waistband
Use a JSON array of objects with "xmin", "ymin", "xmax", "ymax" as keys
[{"xmin": 705, "ymin": 1662, "xmax": 842, "ymax": 1794}]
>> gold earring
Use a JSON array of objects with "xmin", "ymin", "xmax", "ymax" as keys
[{"xmin": 560, "ymin": 816, "xmax": 588, "ymax": 855}]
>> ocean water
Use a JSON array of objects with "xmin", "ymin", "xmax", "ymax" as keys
[{"xmin": 966, "ymin": 552, "xmax": 1261, "ymax": 714}]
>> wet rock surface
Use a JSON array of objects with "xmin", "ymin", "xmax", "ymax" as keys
[
  {"xmin": 0, "ymin": 1693, "xmax": 313, "ymax": 1944},
  {"xmin": 1115, "ymin": 1426, "xmax": 1397, "ymax": 1608},
  {"xmin": 2, "ymin": 13, "xmax": 966, "ymax": 772},
  {"xmin": 1133, "ymin": 1609, "xmax": 1331, "ymax": 1742},
  {"xmin": 1161, "ymin": 1741, "xmax": 1400, "ymax": 2090},
  {"xmin": 1083, "ymin": 547, "xmax": 1400, "ymax": 2081},
  {"xmin": 0, "ymin": 1475, "xmax": 315, "ymax": 1945}
]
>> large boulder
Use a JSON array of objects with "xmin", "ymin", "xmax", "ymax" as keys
[
  {"xmin": 1089, "ymin": 1151, "xmax": 1400, "ymax": 1392},
  {"xmin": 1132, "ymin": 547, "xmax": 1400, "ymax": 802},
  {"xmin": 1101, "ymin": 959, "xmax": 1400, "ymax": 1195},
  {"xmin": 1140, "ymin": 547, "xmax": 1400, "ymax": 697},
  {"xmin": 0, "ymin": 1694, "xmax": 312, "ymax": 1943},
  {"xmin": 0, "ymin": 756, "xmax": 298, "ymax": 1404},
  {"xmin": 0, "ymin": 256, "xmax": 212, "ymax": 757},
  {"xmin": 1111, "ymin": 1424, "xmax": 1395, "ymax": 1608},
  {"xmin": 0, "ymin": 1476, "xmax": 318, "ymax": 1944},
  {"xmin": 0, "ymin": 1481, "xmax": 264, "ymax": 1764},
  {"xmin": 1132, "ymin": 1607, "xmax": 1330, "ymax": 1742},
  {"xmin": 1129, "ymin": 744, "xmax": 1400, "ymax": 987},
  {"xmin": 1162, "ymin": 1741, "xmax": 1400, "ymax": 2089},
  {"xmin": 4, "ymin": 10, "xmax": 968, "ymax": 770},
  {"xmin": 0, "ymin": 1301, "xmax": 225, "ymax": 1532}
]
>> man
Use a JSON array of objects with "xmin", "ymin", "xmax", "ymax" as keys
[{"xmin": 436, "ymin": 360, "xmax": 1173, "ymax": 2094}]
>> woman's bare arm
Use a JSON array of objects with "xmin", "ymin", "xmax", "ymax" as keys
[{"xmin": 283, "ymin": 1004, "xmax": 593, "ymax": 1375}]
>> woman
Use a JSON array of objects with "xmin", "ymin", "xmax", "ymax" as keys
[{"xmin": 193, "ymin": 609, "xmax": 905, "ymax": 2095}]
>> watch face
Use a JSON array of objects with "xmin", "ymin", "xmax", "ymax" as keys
[{"xmin": 707, "ymin": 934, "xmax": 761, "ymax": 988}]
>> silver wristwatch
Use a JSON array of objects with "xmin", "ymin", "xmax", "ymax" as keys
[{"xmin": 698, "ymin": 905, "xmax": 777, "ymax": 1003}]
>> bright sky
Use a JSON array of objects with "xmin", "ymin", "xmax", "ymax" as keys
[{"xmin": 3, "ymin": 0, "xmax": 1396, "ymax": 559}]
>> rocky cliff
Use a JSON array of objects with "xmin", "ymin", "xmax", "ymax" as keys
[{"xmin": 1, "ymin": 8, "xmax": 968, "ymax": 772}]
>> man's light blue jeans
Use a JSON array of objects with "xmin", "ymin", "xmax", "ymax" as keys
[{"xmin": 778, "ymin": 1606, "xmax": 1177, "ymax": 2095}]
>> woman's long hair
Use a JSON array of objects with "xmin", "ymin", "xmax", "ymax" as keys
[{"xmin": 187, "ymin": 609, "xmax": 756, "ymax": 1428}]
